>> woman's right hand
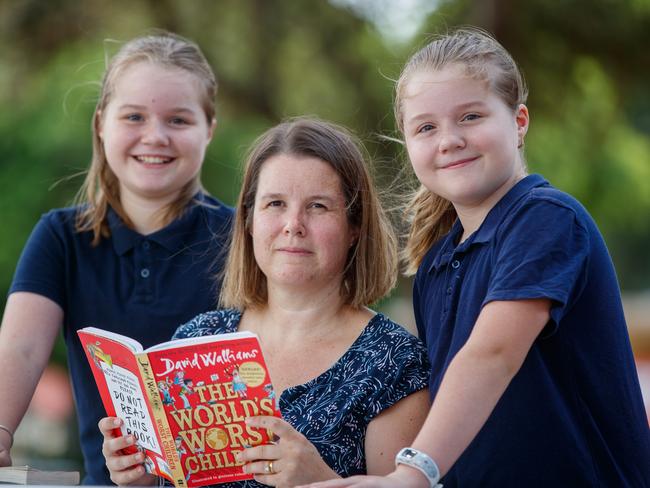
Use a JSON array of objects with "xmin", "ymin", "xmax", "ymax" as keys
[{"xmin": 99, "ymin": 417, "xmax": 156, "ymax": 486}]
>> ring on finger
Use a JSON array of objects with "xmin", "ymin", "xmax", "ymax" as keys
[{"xmin": 264, "ymin": 460, "xmax": 275, "ymax": 474}]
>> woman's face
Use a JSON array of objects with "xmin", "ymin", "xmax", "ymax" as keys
[{"xmin": 250, "ymin": 153, "xmax": 358, "ymax": 293}]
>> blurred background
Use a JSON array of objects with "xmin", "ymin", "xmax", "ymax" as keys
[{"xmin": 1, "ymin": 0, "xmax": 649, "ymax": 474}]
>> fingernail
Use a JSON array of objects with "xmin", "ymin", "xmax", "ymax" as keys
[
  {"xmin": 113, "ymin": 418, "xmax": 121, "ymax": 427},
  {"xmin": 126, "ymin": 436, "xmax": 134, "ymax": 445}
]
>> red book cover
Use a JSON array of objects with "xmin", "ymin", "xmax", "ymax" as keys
[{"xmin": 78, "ymin": 327, "xmax": 281, "ymax": 487}]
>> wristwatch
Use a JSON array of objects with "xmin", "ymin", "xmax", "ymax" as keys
[{"xmin": 395, "ymin": 447, "xmax": 441, "ymax": 488}]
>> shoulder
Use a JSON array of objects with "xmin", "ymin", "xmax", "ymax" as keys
[
  {"xmin": 194, "ymin": 194, "xmax": 234, "ymax": 223},
  {"xmin": 359, "ymin": 314, "xmax": 429, "ymax": 366},
  {"xmin": 38, "ymin": 206, "xmax": 82, "ymax": 231},
  {"xmin": 24, "ymin": 205, "xmax": 91, "ymax": 247},
  {"xmin": 172, "ymin": 308, "xmax": 241, "ymax": 339},
  {"xmin": 507, "ymin": 182, "xmax": 594, "ymax": 232}
]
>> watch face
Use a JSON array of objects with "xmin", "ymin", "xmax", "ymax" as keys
[{"xmin": 403, "ymin": 448, "xmax": 417, "ymax": 459}]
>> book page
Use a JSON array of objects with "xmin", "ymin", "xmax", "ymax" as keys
[{"xmin": 100, "ymin": 361, "xmax": 162, "ymax": 454}]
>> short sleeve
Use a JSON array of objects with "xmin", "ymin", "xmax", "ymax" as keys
[
  {"xmin": 486, "ymin": 197, "xmax": 590, "ymax": 329},
  {"xmin": 9, "ymin": 212, "xmax": 67, "ymax": 307},
  {"xmin": 362, "ymin": 323, "xmax": 430, "ymax": 423},
  {"xmin": 172, "ymin": 309, "xmax": 240, "ymax": 340}
]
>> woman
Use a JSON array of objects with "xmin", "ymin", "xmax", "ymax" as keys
[{"xmin": 100, "ymin": 117, "xmax": 431, "ymax": 487}]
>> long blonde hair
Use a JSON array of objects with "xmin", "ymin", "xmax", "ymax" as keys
[
  {"xmin": 75, "ymin": 32, "xmax": 218, "ymax": 244},
  {"xmin": 395, "ymin": 27, "xmax": 528, "ymax": 275},
  {"xmin": 219, "ymin": 117, "xmax": 398, "ymax": 309}
]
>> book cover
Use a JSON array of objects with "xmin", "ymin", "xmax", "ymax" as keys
[{"xmin": 78, "ymin": 327, "xmax": 281, "ymax": 487}]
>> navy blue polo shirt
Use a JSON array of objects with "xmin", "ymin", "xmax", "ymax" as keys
[
  {"xmin": 414, "ymin": 175, "xmax": 650, "ymax": 487},
  {"xmin": 9, "ymin": 193, "xmax": 233, "ymax": 484}
]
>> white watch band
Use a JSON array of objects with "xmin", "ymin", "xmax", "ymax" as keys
[{"xmin": 395, "ymin": 447, "xmax": 442, "ymax": 488}]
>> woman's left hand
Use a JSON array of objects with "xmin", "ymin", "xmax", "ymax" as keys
[{"xmin": 237, "ymin": 416, "xmax": 340, "ymax": 487}]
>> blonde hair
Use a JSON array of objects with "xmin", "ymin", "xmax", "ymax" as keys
[
  {"xmin": 75, "ymin": 32, "xmax": 217, "ymax": 244},
  {"xmin": 396, "ymin": 27, "xmax": 528, "ymax": 275},
  {"xmin": 219, "ymin": 117, "xmax": 398, "ymax": 309}
]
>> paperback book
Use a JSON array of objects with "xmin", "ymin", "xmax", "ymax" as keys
[{"xmin": 78, "ymin": 327, "xmax": 281, "ymax": 487}]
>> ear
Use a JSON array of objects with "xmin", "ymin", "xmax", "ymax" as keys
[
  {"xmin": 515, "ymin": 104, "xmax": 529, "ymax": 147},
  {"xmin": 207, "ymin": 117, "xmax": 217, "ymax": 143},
  {"xmin": 95, "ymin": 110, "xmax": 104, "ymax": 139},
  {"xmin": 349, "ymin": 225, "xmax": 360, "ymax": 248}
]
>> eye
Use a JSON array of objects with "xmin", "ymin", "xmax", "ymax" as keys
[
  {"xmin": 461, "ymin": 113, "xmax": 481, "ymax": 122},
  {"xmin": 417, "ymin": 123, "xmax": 435, "ymax": 134},
  {"xmin": 125, "ymin": 113, "xmax": 144, "ymax": 122},
  {"xmin": 267, "ymin": 200, "xmax": 284, "ymax": 208},
  {"xmin": 169, "ymin": 117, "xmax": 190, "ymax": 126},
  {"xmin": 309, "ymin": 202, "xmax": 328, "ymax": 210}
]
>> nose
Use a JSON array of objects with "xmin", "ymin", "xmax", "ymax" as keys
[
  {"xmin": 438, "ymin": 126, "xmax": 465, "ymax": 153},
  {"xmin": 283, "ymin": 209, "xmax": 306, "ymax": 237},
  {"xmin": 141, "ymin": 120, "xmax": 170, "ymax": 146}
]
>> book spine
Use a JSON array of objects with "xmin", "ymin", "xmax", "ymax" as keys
[{"xmin": 136, "ymin": 353, "xmax": 188, "ymax": 488}]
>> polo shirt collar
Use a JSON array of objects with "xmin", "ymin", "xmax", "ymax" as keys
[
  {"xmin": 109, "ymin": 193, "xmax": 206, "ymax": 255},
  {"xmin": 428, "ymin": 174, "xmax": 548, "ymax": 273}
]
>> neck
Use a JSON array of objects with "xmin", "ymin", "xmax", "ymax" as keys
[
  {"xmin": 456, "ymin": 172, "xmax": 526, "ymax": 243},
  {"xmin": 120, "ymin": 192, "xmax": 177, "ymax": 235},
  {"xmin": 249, "ymin": 280, "xmax": 351, "ymax": 341}
]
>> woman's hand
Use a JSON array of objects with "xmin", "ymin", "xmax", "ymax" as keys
[
  {"xmin": 238, "ymin": 416, "xmax": 340, "ymax": 487},
  {"xmin": 99, "ymin": 417, "xmax": 156, "ymax": 486}
]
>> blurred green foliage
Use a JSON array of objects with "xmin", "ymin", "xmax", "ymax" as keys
[{"xmin": 1, "ymin": 0, "xmax": 649, "ymax": 356}]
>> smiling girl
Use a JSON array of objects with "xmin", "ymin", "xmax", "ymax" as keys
[
  {"xmin": 304, "ymin": 27, "xmax": 650, "ymax": 488},
  {"xmin": 0, "ymin": 33, "xmax": 233, "ymax": 483}
]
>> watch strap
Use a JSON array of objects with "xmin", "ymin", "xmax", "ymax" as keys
[{"xmin": 395, "ymin": 447, "xmax": 441, "ymax": 488}]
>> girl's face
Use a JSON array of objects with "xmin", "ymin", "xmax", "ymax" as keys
[
  {"xmin": 251, "ymin": 154, "xmax": 358, "ymax": 293},
  {"xmin": 402, "ymin": 63, "xmax": 528, "ymax": 214},
  {"xmin": 98, "ymin": 62, "xmax": 215, "ymax": 206}
]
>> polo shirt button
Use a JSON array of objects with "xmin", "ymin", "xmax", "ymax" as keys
[
  {"xmin": 447, "ymin": 287, "xmax": 452, "ymax": 294},
  {"xmin": 451, "ymin": 260, "xmax": 460, "ymax": 269},
  {"xmin": 140, "ymin": 268, "xmax": 150, "ymax": 278},
  {"xmin": 142, "ymin": 241, "xmax": 150, "ymax": 250}
]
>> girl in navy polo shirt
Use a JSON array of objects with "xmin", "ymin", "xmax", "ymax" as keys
[
  {"xmin": 305, "ymin": 27, "xmax": 650, "ymax": 488},
  {"xmin": 0, "ymin": 33, "xmax": 232, "ymax": 483}
]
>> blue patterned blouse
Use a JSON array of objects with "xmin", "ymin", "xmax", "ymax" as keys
[{"xmin": 172, "ymin": 308, "xmax": 430, "ymax": 488}]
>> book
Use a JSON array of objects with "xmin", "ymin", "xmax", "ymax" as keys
[
  {"xmin": 0, "ymin": 465, "xmax": 80, "ymax": 485},
  {"xmin": 78, "ymin": 327, "xmax": 281, "ymax": 488}
]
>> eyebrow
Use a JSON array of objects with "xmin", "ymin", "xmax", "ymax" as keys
[
  {"xmin": 116, "ymin": 104, "xmax": 197, "ymax": 114},
  {"xmin": 259, "ymin": 193, "xmax": 337, "ymax": 202},
  {"xmin": 406, "ymin": 100, "xmax": 488, "ymax": 124}
]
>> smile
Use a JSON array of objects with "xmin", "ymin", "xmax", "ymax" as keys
[
  {"xmin": 134, "ymin": 155, "xmax": 175, "ymax": 164},
  {"xmin": 441, "ymin": 156, "xmax": 479, "ymax": 169}
]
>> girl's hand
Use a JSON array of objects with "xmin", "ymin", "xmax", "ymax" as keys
[
  {"xmin": 99, "ymin": 417, "xmax": 156, "ymax": 486},
  {"xmin": 296, "ymin": 466, "xmax": 433, "ymax": 488},
  {"xmin": 0, "ymin": 440, "xmax": 10, "ymax": 467},
  {"xmin": 238, "ymin": 416, "xmax": 340, "ymax": 487}
]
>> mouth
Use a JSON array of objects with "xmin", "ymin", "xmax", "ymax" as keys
[
  {"xmin": 440, "ymin": 156, "xmax": 479, "ymax": 170},
  {"xmin": 133, "ymin": 155, "xmax": 175, "ymax": 165},
  {"xmin": 277, "ymin": 247, "xmax": 312, "ymax": 255}
]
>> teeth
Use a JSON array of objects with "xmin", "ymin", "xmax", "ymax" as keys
[{"xmin": 137, "ymin": 156, "xmax": 172, "ymax": 164}]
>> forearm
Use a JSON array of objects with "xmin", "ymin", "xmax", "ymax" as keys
[
  {"xmin": 0, "ymin": 293, "xmax": 62, "ymax": 435},
  {"xmin": 410, "ymin": 342, "xmax": 520, "ymax": 476},
  {"xmin": 409, "ymin": 299, "xmax": 550, "ymax": 477},
  {"xmin": 0, "ymin": 342, "xmax": 51, "ymax": 431}
]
